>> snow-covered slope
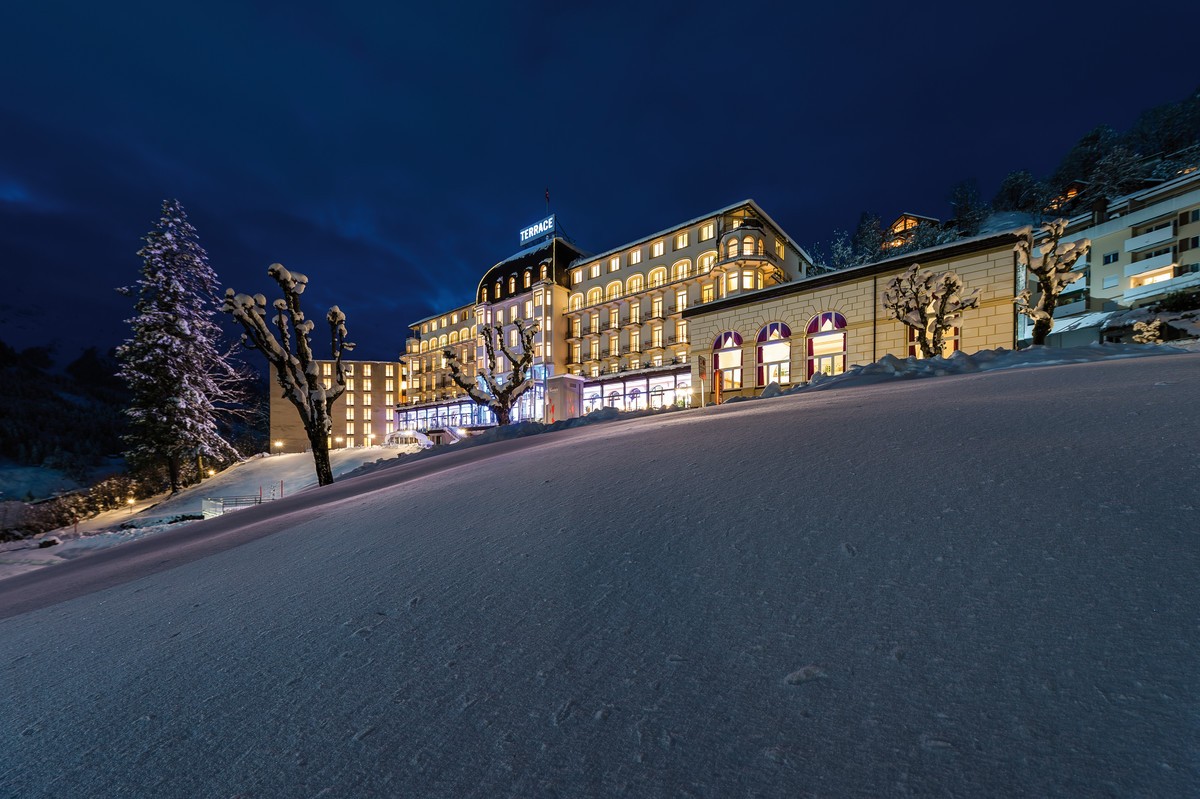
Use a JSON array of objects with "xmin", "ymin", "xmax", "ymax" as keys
[{"xmin": 2, "ymin": 354, "xmax": 1197, "ymax": 797}]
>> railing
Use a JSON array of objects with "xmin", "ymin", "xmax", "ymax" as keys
[
  {"xmin": 201, "ymin": 494, "xmax": 265, "ymax": 519},
  {"xmin": 1124, "ymin": 225, "xmax": 1174, "ymax": 253}
]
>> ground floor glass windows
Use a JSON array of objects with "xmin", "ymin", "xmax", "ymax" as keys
[{"xmin": 806, "ymin": 312, "xmax": 846, "ymax": 379}]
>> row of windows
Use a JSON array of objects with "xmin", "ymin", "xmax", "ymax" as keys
[
  {"xmin": 571, "ymin": 222, "xmax": 718, "ymax": 284},
  {"xmin": 319, "ymin": 363, "xmax": 394, "ymax": 377}
]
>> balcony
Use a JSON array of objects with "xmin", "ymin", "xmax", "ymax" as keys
[
  {"xmin": 645, "ymin": 340, "xmax": 666, "ymax": 351},
  {"xmin": 1123, "ymin": 268, "xmax": 1200, "ymax": 305},
  {"xmin": 1124, "ymin": 226, "xmax": 1174, "ymax": 253},
  {"xmin": 1124, "ymin": 252, "xmax": 1174, "ymax": 279},
  {"xmin": 622, "ymin": 344, "xmax": 642, "ymax": 355},
  {"xmin": 1053, "ymin": 298, "xmax": 1087, "ymax": 318},
  {"xmin": 1060, "ymin": 274, "xmax": 1088, "ymax": 296},
  {"xmin": 622, "ymin": 316, "xmax": 642, "ymax": 328},
  {"xmin": 667, "ymin": 335, "xmax": 689, "ymax": 346}
]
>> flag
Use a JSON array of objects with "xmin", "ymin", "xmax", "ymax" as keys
[{"xmin": 545, "ymin": 188, "xmax": 550, "ymax": 205}]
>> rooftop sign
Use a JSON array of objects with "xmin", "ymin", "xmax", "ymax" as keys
[{"xmin": 519, "ymin": 214, "xmax": 555, "ymax": 246}]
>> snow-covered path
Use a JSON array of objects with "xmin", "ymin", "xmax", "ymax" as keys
[{"xmin": 2, "ymin": 354, "xmax": 1197, "ymax": 797}]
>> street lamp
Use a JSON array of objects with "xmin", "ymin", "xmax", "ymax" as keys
[
  {"xmin": 126, "ymin": 497, "xmax": 135, "ymax": 515},
  {"xmin": 335, "ymin": 436, "xmax": 344, "ymax": 449},
  {"xmin": 273, "ymin": 440, "xmax": 283, "ymax": 455}
]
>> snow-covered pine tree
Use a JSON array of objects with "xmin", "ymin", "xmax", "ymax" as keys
[
  {"xmin": 1014, "ymin": 219, "xmax": 1091, "ymax": 346},
  {"xmin": 445, "ymin": 319, "xmax": 538, "ymax": 425},
  {"xmin": 882, "ymin": 263, "xmax": 980, "ymax": 358},
  {"xmin": 222, "ymin": 264, "xmax": 354, "ymax": 486},
  {"xmin": 116, "ymin": 199, "xmax": 240, "ymax": 492}
]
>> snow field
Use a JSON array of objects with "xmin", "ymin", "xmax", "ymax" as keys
[{"xmin": 1, "ymin": 353, "xmax": 1197, "ymax": 796}]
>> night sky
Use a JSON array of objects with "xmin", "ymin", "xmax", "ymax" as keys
[{"xmin": 2, "ymin": 1, "xmax": 1194, "ymax": 361}]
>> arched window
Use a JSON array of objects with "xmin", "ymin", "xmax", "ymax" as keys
[
  {"xmin": 626, "ymin": 274, "xmax": 644, "ymax": 293},
  {"xmin": 585, "ymin": 393, "xmax": 601, "ymax": 413},
  {"xmin": 629, "ymin": 387, "xmax": 644, "ymax": 410},
  {"xmin": 672, "ymin": 259, "xmax": 691, "ymax": 281},
  {"xmin": 508, "ymin": 276, "xmax": 516, "ymax": 294},
  {"xmin": 608, "ymin": 390, "xmax": 621, "ymax": 408},
  {"xmin": 726, "ymin": 238, "xmax": 739, "ymax": 259},
  {"xmin": 756, "ymin": 322, "xmax": 791, "ymax": 386},
  {"xmin": 482, "ymin": 288, "xmax": 488, "ymax": 303},
  {"xmin": 449, "ymin": 330, "xmax": 459, "ymax": 344},
  {"xmin": 569, "ymin": 293, "xmax": 584, "ymax": 311},
  {"xmin": 419, "ymin": 339, "xmax": 428, "ymax": 352},
  {"xmin": 586, "ymin": 287, "xmax": 603, "ymax": 306},
  {"xmin": 439, "ymin": 334, "xmax": 448, "ymax": 349},
  {"xmin": 605, "ymin": 281, "xmax": 622, "ymax": 301},
  {"xmin": 743, "ymin": 236, "xmax": 755, "ymax": 257},
  {"xmin": 523, "ymin": 271, "xmax": 531, "ymax": 288},
  {"xmin": 650, "ymin": 385, "xmax": 665, "ymax": 408},
  {"xmin": 540, "ymin": 264, "xmax": 548, "ymax": 280},
  {"xmin": 648, "ymin": 267, "xmax": 667, "ymax": 288},
  {"xmin": 494, "ymin": 281, "xmax": 501, "ymax": 298},
  {"xmin": 806, "ymin": 312, "xmax": 847, "ymax": 380},
  {"xmin": 698, "ymin": 251, "xmax": 717, "ymax": 273},
  {"xmin": 713, "ymin": 331, "xmax": 744, "ymax": 392}
]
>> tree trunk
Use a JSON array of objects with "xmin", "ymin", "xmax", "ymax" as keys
[
  {"xmin": 1031, "ymin": 316, "xmax": 1053, "ymax": 346},
  {"xmin": 306, "ymin": 427, "xmax": 335, "ymax": 486},
  {"xmin": 494, "ymin": 405, "xmax": 510, "ymax": 425},
  {"xmin": 167, "ymin": 455, "xmax": 181, "ymax": 494}
]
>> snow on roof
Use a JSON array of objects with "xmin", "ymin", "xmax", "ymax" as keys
[{"xmin": 1048, "ymin": 311, "xmax": 1120, "ymax": 334}]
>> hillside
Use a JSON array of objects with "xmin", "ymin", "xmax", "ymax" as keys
[{"xmin": 2, "ymin": 353, "xmax": 1197, "ymax": 797}]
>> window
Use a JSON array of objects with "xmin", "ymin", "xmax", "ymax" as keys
[
  {"xmin": 651, "ymin": 240, "xmax": 665, "ymax": 257},
  {"xmin": 510, "ymin": 305, "xmax": 518, "ymax": 323},
  {"xmin": 540, "ymin": 263, "xmax": 548, "ymax": 280},
  {"xmin": 590, "ymin": 340, "xmax": 599, "ymax": 360},
  {"xmin": 907, "ymin": 325, "xmax": 959, "ymax": 358},
  {"xmin": 700, "ymin": 222, "xmax": 715, "ymax": 241},
  {"xmin": 676, "ymin": 289, "xmax": 688, "ymax": 312},
  {"xmin": 698, "ymin": 252, "xmax": 716, "ymax": 273},
  {"xmin": 609, "ymin": 308, "xmax": 619, "ymax": 329},
  {"xmin": 346, "ymin": 407, "xmax": 355, "ymax": 420},
  {"xmin": 743, "ymin": 269, "xmax": 758, "ymax": 290},
  {"xmin": 523, "ymin": 271, "xmax": 531, "ymax": 288},
  {"xmin": 385, "ymin": 394, "xmax": 393, "ymax": 406},
  {"xmin": 629, "ymin": 249, "xmax": 642, "ymax": 265},
  {"xmin": 630, "ymin": 330, "xmax": 640, "ymax": 351},
  {"xmin": 744, "ymin": 236, "xmax": 756, "ymax": 256},
  {"xmin": 346, "ymin": 422, "xmax": 355, "ymax": 435},
  {"xmin": 727, "ymin": 271, "xmax": 740, "ymax": 292},
  {"xmin": 649, "ymin": 268, "xmax": 666, "ymax": 288},
  {"xmin": 652, "ymin": 296, "xmax": 663, "ymax": 318},
  {"xmin": 386, "ymin": 379, "xmax": 394, "ymax": 391},
  {"xmin": 525, "ymin": 299, "xmax": 534, "ymax": 317},
  {"xmin": 775, "ymin": 239, "xmax": 785, "ymax": 259},
  {"xmin": 362, "ymin": 379, "xmax": 372, "ymax": 391},
  {"xmin": 651, "ymin": 325, "xmax": 663, "ymax": 348},
  {"xmin": 702, "ymin": 284, "xmax": 714, "ymax": 303},
  {"xmin": 363, "ymin": 407, "xmax": 373, "ymax": 421},
  {"xmin": 609, "ymin": 334, "xmax": 619, "ymax": 355},
  {"xmin": 609, "ymin": 256, "xmax": 620, "ymax": 272},
  {"xmin": 362, "ymin": 393, "xmax": 372, "ymax": 405},
  {"xmin": 1103, "ymin": 251, "xmax": 1119, "ymax": 265},
  {"xmin": 362, "ymin": 364, "xmax": 372, "ymax": 377},
  {"xmin": 385, "ymin": 364, "xmax": 394, "ymax": 377},
  {"xmin": 805, "ymin": 312, "xmax": 847, "ymax": 380},
  {"xmin": 589, "ymin": 263, "xmax": 601, "ymax": 279},
  {"xmin": 569, "ymin": 293, "xmax": 584, "ymax": 311},
  {"xmin": 572, "ymin": 268, "xmax": 583, "ymax": 285},
  {"xmin": 571, "ymin": 343, "xmax": 581, "ymax": 363},
  {"xmin": 509, "ymin": 328, "xmax": 519, "ymax": 347},
  {"xmin": 713, "ymin": 331, "xmax": 744, "ymax": 391},
  {"xmin": 676, "ymin": 320, "xmax": 688, "ymax": 344},
  {"xmin": 626, "ymin": 274, "xmax": 644, "ymax": 293},
  {"xmin": 672, "ymin": 260, "xmax": 690, "ymax": 281},
  {"xmin": 755, "ymin": 323, "xmax": 791, "ymax": 385},
  {"xmin": 572, "ymin": 318, "xmax": 582, "ymax": 337},
  {"xmin": 629, "ymin": 301, "xmax": 641, "ymax": 324},
  {"xmin": 606, "ymin": 282, "xmax": 622, "ymax": 301},
  {"xmin": 674, "ymin": 231, "xmax": 689, "ymax": 249},
  {"xmin": 508, "ymin": 276, "xmax": 516, "ymax": 293},
  {"xmin": 322, "ymin": 363, "xmax": 332, "ymax": 376},
  {"xmin": 346, "ymin": 378, "xmax": 355, "ymax": 391}
]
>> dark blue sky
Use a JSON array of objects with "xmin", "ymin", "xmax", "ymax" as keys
[{"xmin": 1, "ymin": 1, "xmax": 1194, "ymax": 361}]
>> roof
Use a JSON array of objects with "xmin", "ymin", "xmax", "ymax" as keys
[{"xmin": 684, "ymin": 228, "xmax": 1025, "ymax": 320}]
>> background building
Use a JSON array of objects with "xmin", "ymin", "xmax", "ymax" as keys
[{"xmin": 268, "ymin": 360, "xmax": 403, "ymax": 453}]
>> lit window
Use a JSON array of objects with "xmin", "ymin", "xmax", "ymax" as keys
[
  {"xmin": 651, "ymin": 240, "xmax": 664, "ymax": 257},
  {"xmin": 346, "ymin": 378, "xmax": 355, "ymax": 391},
  {"xmin": 908, "ymin": 325, "xmax": 960, "ymax": 358},
  {"xmin": 523, "ymin": 271, "xmax": 531, "ymax": 288},
  {"xmin": 805, "ymin": 312, "xmax": 847, "ymax": 380},
  {"xmin": 652, "ymin": 296, "xmax": 663, "ymax": 318},
  {"xmin": 346, "ymin": 423, "xmax": 355, "ymax": 435},
  {"xmin": 589, "ymin": 263, "xmax": 601, "ymax": 279},
  {"xmin": 346, "ymin": 407, "xmax": 355, "ymax": 420},
  {"xmin": 385, "ymin": 393, "xmax": 393, "ymax": 405},
  {"xmin": 609, "ymin": 334, "xmax": 619, "ymax": 355},
  {"xmin": 609, "ymin": 308, "xmax": 619, "ymax": 328},
  {"xmin": 672, "ymin": 260, "xmax": 690, "ymax": 281},
  {"xmin": 676, "ymin": 289, "xmax": 688, "ymax": 311},
  {"xmin": 674, "ymin": 231, "xmax": 689, "ymax": 249},
  {"xmin": 651, "ymin": 325, "xmax": 663, "ymax": 348},
  {"xmin": 775, "ymin": 239, "xmax": 784, "ymax": 258},
  {"xmin": 322, "ymin": 363, "xmax": 332, "ymax": 376},
  {"xmin": 525, "ymin": 300, "xmax": 534, "ymax": 317},
  {"xmin": 700, "ymin": 222, "xmax": 715, "ymax": 241},
  {"xmin": 573, "ymin": 268, "xmax": 583, "ymax": 284},
  {"xmin": 385, "ymin": 364, "xmax": 394, "ymax": 377},
  {"xmin": 713, "ymin": 331, "xmax": 744, "ymax": 392},
  {"xmin": 362, "ymin": 379, "xmax": 372, "ymax": 391},
  {"xmin": 510, "ymin": 305, "xmax": 518, "ymax": 322},
  {"xmin": 677, "ymin": 320, "xmax": 688, "ymax": 344},
  {"xmin": 756, "ymin": 323, "xmax": 791, "ymax": 385},
  {"xmin": 627, "ymin": 274, "xmax": 644, "ymax": 293},
  {"xmin": 630, "ymin": 249, "xmax": 642, "ymax": 265},
  {"xmin": 362, "ymin": 393, "xmax": 372, "ymax": 405},
  {"xmin": 609, "ymin": 256, "xmax": 620, "ymax": 272},
  {"xmin": 727, "ymin": 271, "xmax": 739, "ymax": 292},
  {"xmin": 727, "ymin": 238, "xmax": 739, "ymax": 258},
  {"xmin": 698, "ymin": 252, "xmax": 716, "ymax": 273}
]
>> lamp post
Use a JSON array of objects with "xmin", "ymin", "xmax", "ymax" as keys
[
  {"xmin": 335, "ymin": 436, "xmax": 344, "ymax": 449},
  {"xmin": 126, "ymin": 497, "xmax": 135, "ymax": 516},
  {"xmin": 273, "ymin": 440, "xmax": 284, "ymax": 455}
]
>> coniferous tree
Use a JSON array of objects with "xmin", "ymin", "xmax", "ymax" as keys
[
  {"xmin": 947, "ymin": 179, "xmax": 990, "ymax": 237},
  {"xmin": 116, "ymin": 200, "xmax": 239, "ymax": 492}
]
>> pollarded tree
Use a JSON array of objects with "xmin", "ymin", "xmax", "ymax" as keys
[
  {"xmin": 445, "ymin": 319, "xmax": 538, "ymax": 426},
  {"xmin": 1014, "ymin": 219, "xmax": 1091, "ymax": 346},
  {"xmin": 116, "ymin": 199, "xmax": 240, "ymax": 493},
  {"xmin": 222, "ymin": 264, "xmax": 354, "ymax": 486},
  {"xmin": 882, "ymin": 263, "xmax": 981, "ymax": 359}
]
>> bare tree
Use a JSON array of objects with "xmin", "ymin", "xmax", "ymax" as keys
[
  {"xmin": 1014, "ymin": 219, "xmax": 1091, "ymax": 346},
  {"xmin": 883, "ymin": 263, "xmax": 981, "ymax": 358},
  {"xmin": 222, "ymin": 264, "xmax": 354, "ymax": 486},
  {"xmin": 445, "ymin": 319, "xmax": 538, "ymax": 426}
]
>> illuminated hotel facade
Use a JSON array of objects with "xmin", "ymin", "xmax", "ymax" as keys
[{"xmin": 268, "ymin": 360, "xmax": 404, "ymax": 453}]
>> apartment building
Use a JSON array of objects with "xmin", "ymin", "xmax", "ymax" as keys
[
  {"xmin": 1044, "ymin": 171, "xmax": 1200, "ymax": 344},
  {"xmin": 268, "ymin": 360, "xmax": 404, "ymax": 453}
]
